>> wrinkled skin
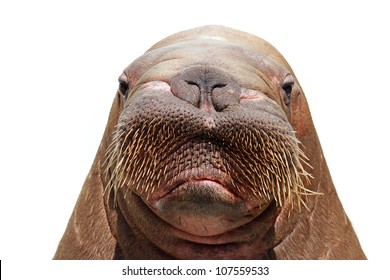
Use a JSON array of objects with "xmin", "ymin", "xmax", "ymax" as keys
[{"xmin": 54, "ymin": 26, "xmax": 366, "ymax": 259}]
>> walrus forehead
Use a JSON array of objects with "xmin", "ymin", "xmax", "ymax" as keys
[{"xmin": 124, "ymin": 39, "xmax": 289, "ymax": 92}]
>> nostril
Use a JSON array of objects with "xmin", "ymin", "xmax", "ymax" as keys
[
  {"xmin": 186, "ymin": 80, "xmax": 199, "ymax": 86},
  {"xmin": 171, "ymin": 78, "xmax": 201, "ymax": 107},
  {"xmin": 212, "ymin": 83, "xmax": 227, "ymax": 89},
  {"xmin": 211, "ymin": 83, "xmax": 241, "ymax": 112}
]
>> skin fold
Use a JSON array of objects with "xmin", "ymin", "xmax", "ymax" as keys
[{"xmin": 54, "ymin": 25, "xmax": 366, "ymax": 260}]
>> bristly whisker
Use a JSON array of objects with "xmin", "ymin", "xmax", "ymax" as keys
[{"xmin": 102, "ymin": 115, "xmax": 321, "ymax": 210}]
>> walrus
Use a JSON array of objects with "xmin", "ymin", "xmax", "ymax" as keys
[{"xmin": 54, "ymin": 25, "xmax": 366, "ymax": 259}]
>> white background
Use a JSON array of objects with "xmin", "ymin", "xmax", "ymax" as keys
[{"xmin": 1, "ymin": 0, "xmax": 389, "ymax": 278}]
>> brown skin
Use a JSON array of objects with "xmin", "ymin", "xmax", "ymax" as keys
[{"xmin": 54, "ymin": 26, "xmax": 366, "ymax": 259}]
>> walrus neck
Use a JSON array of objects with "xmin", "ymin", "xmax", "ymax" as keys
[{"xmin": 272, "ymin": 177, "xmax": 366, "ymax": 259}]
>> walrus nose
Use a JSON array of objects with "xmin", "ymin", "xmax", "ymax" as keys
[{"xmin": 170, "ymin": 66, "xmax": 241, "ymax": 112}]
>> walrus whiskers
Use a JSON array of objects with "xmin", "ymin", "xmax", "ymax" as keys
[{"xmin": 104, "ymin": 116, "xmax": 319, "ymax": 211}]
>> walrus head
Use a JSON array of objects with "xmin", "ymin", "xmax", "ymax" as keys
[
  {"xmin": 104, "ymin": 44, "xmax": 315, "ymax": 237},
  {"xmin": 54, "ymin": 26, "xmax": 365, "ymax": 260}
]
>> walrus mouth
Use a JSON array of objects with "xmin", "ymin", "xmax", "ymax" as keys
[
  {"xmin": 144, "ymin": 168, "xmax": 270, "ymax": 236},
  {"xmin": 104, "ymin": 95, "xmax": 316, "ymax": 234},
  {"xmin": 149, "ymin": 180, "xmax": 264, "ymax": 236}
]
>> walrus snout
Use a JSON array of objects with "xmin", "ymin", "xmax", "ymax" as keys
[{"xmin": 170, "ymin": 66, "xmax": 241, "ymax": 112}]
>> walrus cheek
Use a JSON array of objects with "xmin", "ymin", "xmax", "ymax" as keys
[{"xmin": 144, "ymin": 180, "xmax": 268, "ymax": 237}]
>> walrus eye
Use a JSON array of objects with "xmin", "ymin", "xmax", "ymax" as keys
[
  {"xmin": 282, "ymin": 75, "xmax": 294, "ymax": 105},
  {"xmin": 118, "ymin": 81, "xmax": 129, "ymax": 99},
  {"xmin": 118, "ymin": 72, "xmax": 130, "ymax": 99}
]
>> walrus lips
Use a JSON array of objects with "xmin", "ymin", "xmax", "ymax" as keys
[{"xmin": 104, "ymin": 74, "xmax": 314, "ymax": 237}]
